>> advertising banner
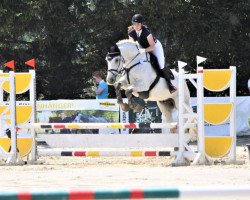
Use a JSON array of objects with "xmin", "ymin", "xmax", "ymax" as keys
[{"xmin": 36, "ymin": 99, "xmax": 120, "ymax": 134}]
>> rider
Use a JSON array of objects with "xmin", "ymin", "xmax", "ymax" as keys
[{"xmin": 128, "ymin": 14, "xmax": 176, "ymax": 93}]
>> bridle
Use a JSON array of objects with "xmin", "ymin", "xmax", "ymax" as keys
[
  {"xmin": 107, "ymin": 43, "xmax": 145, "ymax": 84},
  {"xmin": 107, "ymin": 52, "xmax": 124, "ymax": 76}
]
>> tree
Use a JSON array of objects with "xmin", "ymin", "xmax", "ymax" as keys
[{"xmin": 0, "ymin": 0, "xmax": 249, "ymax": 99}]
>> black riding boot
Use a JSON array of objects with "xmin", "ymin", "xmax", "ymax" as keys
[{"xmin": 162, "ymin": 67, "xmax": 177, "ymax": 93}]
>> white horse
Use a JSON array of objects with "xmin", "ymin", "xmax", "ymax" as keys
[{"xmin": 106, "ymin": 39, "xmax": 192, "ymax": 125}]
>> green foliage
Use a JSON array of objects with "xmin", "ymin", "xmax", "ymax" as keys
[{"xmin": 0, "ymin": 0, "xmax": 249, "ymax": 99}]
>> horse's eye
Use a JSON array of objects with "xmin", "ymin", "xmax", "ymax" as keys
[{"xmin": 115, "ymin": 58, "xmax": 119, "ymax": 63}]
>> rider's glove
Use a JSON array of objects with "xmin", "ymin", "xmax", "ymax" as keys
[{"xmin": 139, "ymin": 48, "xmax": 146, "ymax": 54}]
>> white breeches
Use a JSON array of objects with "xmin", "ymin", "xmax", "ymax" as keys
[{"xmin": 152, "ymin": 40, "xmax": 165, "ymax": 69}]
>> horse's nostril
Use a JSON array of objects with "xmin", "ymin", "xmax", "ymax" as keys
[
  {"xmin": 108, "ymin": 78, "xmax": 114, "ymax": 84},
  {"xmin": 107, "ymin": 79, "xmax": 112, "ymax": 85}
]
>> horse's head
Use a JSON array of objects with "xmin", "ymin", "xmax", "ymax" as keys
[
  {"xmin": 106, "ymin": 44, "xmax": 123, "ymax": 84},
  {"xmin": 106, "ymin": 40, "xmax": 142, "ymax": 85}
]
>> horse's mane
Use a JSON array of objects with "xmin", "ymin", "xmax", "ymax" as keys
[{"xmin": 116, "ymin": 39, "xmax": 136, "ymax": 46}]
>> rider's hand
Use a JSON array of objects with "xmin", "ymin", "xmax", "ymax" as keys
[
  {"xmin": 139, "ymin": 48, "xmax": 146, "ymax": 54},
  {"xmin": 127, "ymin": 25, "xmax": 133, "ymax": 33}
]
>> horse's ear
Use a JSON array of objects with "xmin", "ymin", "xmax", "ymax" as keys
[
  {"xmin": 107, "ymin": 44, "xmax": 121, "ymax": 61},
  {"xmin": 108, "ymin": 44, "xmax": 120, "ymax": 54},
  {"xmin": 108, "ymin": 46, "xmax": 114, "ymax": 53},
  {"xmin": 115, "ymin": 44, "xmax": 120, "ymax": 52}
]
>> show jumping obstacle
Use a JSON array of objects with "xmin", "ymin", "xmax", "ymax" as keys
[{"xmin": 0, "ymin": 57, "xmax": 239, "ymax": 166}]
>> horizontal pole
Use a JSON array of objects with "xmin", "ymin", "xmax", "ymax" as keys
[
  {"xmin": 38, "ymin": 149, "xmax": 198, "ymax": 158},
  {"xmin": 38, "ymin": 150, "xmax": 173, "ymax": 157},
  {"xmin": 0, "ymin": 187, "xmax": 249, "ymax": 199},
  {"xmin": 18, "ymin": 122, "xmax": 178, "ymax": 130}
]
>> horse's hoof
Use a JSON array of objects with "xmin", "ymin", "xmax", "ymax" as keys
[
  {"xmin": 117, "ymin": 98, "xmax": 123, "ymax": 104},
  {"xmin": 123, "ymin": 107, "xmax": 130, "ymax": 112},
  {"xmin": 121, "ymin": 104, "xmax": 130, "ymax": 112},
  {"xmin": 133, "ymin": 105, "xmax": 143, "ymax": 113}
]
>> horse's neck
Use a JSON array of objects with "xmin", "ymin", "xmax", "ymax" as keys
[
  {"xmin": 123, "ymin": 53, "xmax": 148, "ymax": 69},
  {"xmin": 122, "ymin": 50, "xmax": 137, "ymax": 60}
]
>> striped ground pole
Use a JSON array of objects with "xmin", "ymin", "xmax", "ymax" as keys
[
  {"xmin": 0, "ymin": 189, "xmax": 179, "ymax": 200},
  {"xmin": 0, "ymin": 187, "xmax": 250, "ymax": 200},
  {"xmin": 38, "ymin": 150, "xmax": 172, "ymax": 157}
]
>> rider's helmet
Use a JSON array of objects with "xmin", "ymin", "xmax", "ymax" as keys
[{"xmin": 132, "ymin": 14, "xmax": 143, "ymax": 23}]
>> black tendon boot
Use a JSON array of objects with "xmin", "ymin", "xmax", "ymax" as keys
[{"xmin": 162, "ymin": 67, "xmax": 177, "ymax": 93}]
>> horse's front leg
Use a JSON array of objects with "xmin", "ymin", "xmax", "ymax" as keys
[
  {"xmin": 125, "ymin": 88, "xmax": 143, "ymax": 113},
  {"xmin": 114, "ymin": 82, "xmax": 130, "ymax": 112},
  {"xmin": 125, "ymin": 80, "xmax": 150, "ymax": 112},
  {"xmin": 114, "ymin": 82, "xmax": 123, "ymax": 103}
]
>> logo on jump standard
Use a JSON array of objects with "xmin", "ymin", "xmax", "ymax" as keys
[{"xmin": 99, "ymin": 102, "xmax": 116, "ymax": 107}]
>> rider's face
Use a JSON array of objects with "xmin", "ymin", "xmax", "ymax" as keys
[
  {"xmin": 132, "ymin": 22, "xmax": 142, "ymax": 31},
  {"xmin": 92, "ymin": 76, "xmax": 101, "ymax": 83}
]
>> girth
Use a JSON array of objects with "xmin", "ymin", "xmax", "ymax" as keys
[{"xmin": 124, "ymin": 60, "xmax": 160, "ymax": 95}]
